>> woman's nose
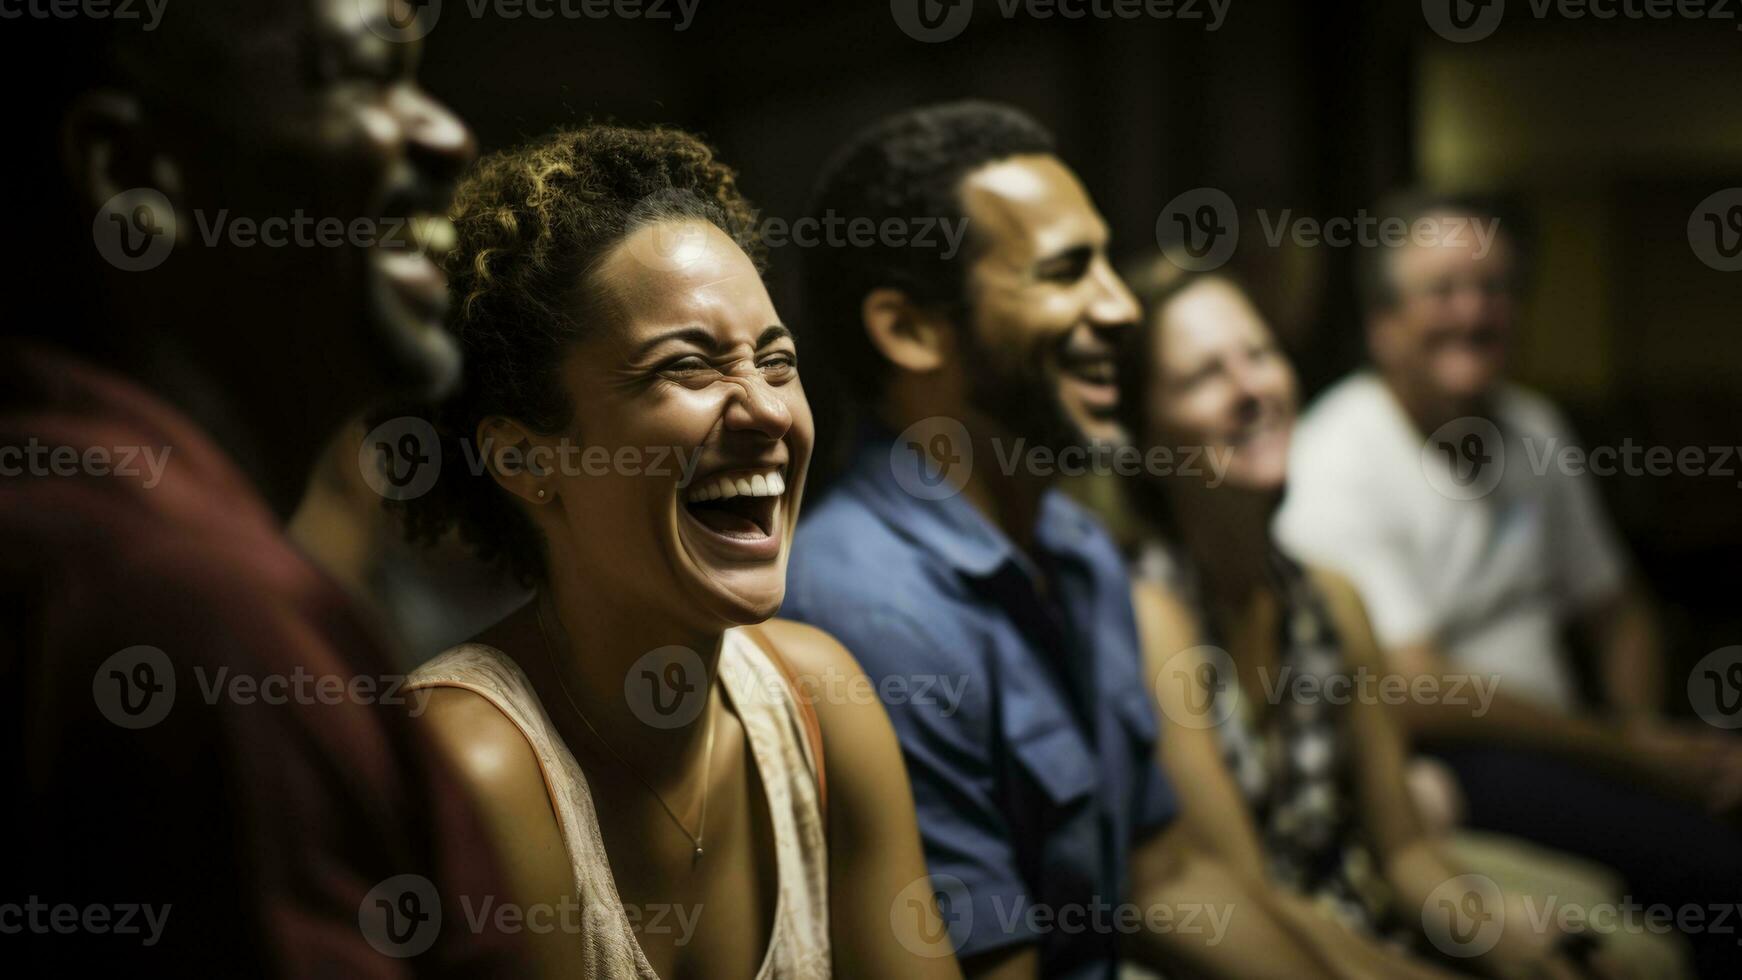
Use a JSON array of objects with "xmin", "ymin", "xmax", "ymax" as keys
[{"xmin": 722, "ymin": 374, "xmax": 792, "ymax": 440}]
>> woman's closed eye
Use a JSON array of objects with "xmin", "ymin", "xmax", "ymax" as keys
[
  {"xmin": 757, "ymin": 351, "xmax": 798, "ymax": 380},
  {"xmin": 656, "ymin": 351, "xmax": 798, "ymax": 387},
  {"xmin": 659, "ymin": 354, "xmax": 718, "ymax": 377}
]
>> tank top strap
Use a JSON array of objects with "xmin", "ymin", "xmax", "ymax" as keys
[
  {"xmin": 411, "ymin": 635, "xmax": 832, "ymax": 977},
  {"xmin": 408, "ymin": 643, "xmax": 659, "ymax": 978},
  {"xmin": 718, "ymin": 629, "xmax": 833, "ymax": 977}
]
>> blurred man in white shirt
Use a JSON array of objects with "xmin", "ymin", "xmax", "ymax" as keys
[{"xmin": 1277, "ymin": 191, "xmax": 1742, "ymax": 978}]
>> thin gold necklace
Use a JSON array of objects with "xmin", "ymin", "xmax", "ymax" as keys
[{"xmin": 535, "ymin": 598, "xmax": 717, "ymax": 865}]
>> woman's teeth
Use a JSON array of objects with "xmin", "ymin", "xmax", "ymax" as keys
[{"xmin": 684, "ymin": 468, "xmax": 786, "ymax": 503}]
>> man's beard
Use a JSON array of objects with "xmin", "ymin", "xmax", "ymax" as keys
[
  {"xmin": 958, "ymin": 320, "xmax": 1089, "ymax": 457},
  {"xmin": 362, "ymin": 261, "xmax": 463, "ymax": 402}
]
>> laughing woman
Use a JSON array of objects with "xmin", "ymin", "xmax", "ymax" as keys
[{"xmin": 392, "ymin": 126, "xmax": 959, "ymax": 980}]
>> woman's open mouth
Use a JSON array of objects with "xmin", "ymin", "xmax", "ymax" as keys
[{"xmin": 679, "ymin": 465, "xmax": 787, "ymax": 560}]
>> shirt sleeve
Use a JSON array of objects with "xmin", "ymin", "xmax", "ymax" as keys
[
  {"xmin": 1541, "ymin": 417, "xmax": 1629, "ymax": 612},
  {"xmin": 784, "ymin": 598, "xmax": 1046, "ymax": 961},
  {"xmin": 16, "ymin": 552, "xmax": 523, "ymax": 978},
  {"xmin": 1130, "ymin": 707, "xmax": 1179, "ymax": 837}
]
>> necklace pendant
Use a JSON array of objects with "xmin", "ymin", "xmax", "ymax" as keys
[{"xmin": 693, "ymin": 845, "xmax": 704, "ymax": 864}]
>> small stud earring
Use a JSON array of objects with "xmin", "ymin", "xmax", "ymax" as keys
[{"xmin": 536, "ymin": 488, "xmax": 547, "ymax": 499}]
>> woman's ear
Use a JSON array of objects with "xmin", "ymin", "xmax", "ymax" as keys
[
  {"xmin": 477, "ymin": 416, "xmax": 558, "ymax": 505},
  {"xmin": 861, "ymin": 287, "xmax": 955, "ymax": 375}
]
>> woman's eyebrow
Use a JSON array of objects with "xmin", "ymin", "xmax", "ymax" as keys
[
  {"xmin": 629, "ymin": 326, "xmax": 716, "ymax": 361},
  {"xmin": 629, "ymin": 324, "xmax": 792, "ymax": 361}
]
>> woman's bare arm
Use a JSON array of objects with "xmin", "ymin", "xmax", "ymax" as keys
[
  {"xmin": 417, "ymin": 686, "xmax": 577, "ymax": 980},
  {"xmin": 1130, "ymin": 580, "xmax": 1463, "ymax": 980},
  {"xmin": 1316, "ymin": 570, "xmax": 1606, "ymax": 980},
  {"xmin": 759, "ymin": 618, "xmax": 965, "ymax": 980}
]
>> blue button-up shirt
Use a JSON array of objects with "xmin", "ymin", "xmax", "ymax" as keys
[{"xmin": 784, "ymin": 432, "xmax": 1177, "ymax": 978}]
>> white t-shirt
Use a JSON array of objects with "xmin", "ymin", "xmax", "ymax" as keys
[{"xmin": 1274, "ymin": 371, "xmax": 1628, "ymax": 714}]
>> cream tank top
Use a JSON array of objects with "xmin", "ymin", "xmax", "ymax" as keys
[{"xmin": 408, "ymin": 628, "xmax": 831, "ymax": 978}]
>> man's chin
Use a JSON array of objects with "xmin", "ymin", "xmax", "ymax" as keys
[
  {"xmin": 1433, "ymin": 365, "xmax": 1504, "ymax": 409},
  {"xmin": 1070, "ymin": 411, "xmax": 1124, "ymax": 450},
  {"xmin": 364, "ymin": 297, "xmax": 463, "ymax": 401}
]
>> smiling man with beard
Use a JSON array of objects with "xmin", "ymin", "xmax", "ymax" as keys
[
  {"xmin": 783, "ymin": 101, "xmax": 1346, "ymax": 980},
  {"xmin": 0, "ymin": 2, "xmax": 522, "ymax": 975}
]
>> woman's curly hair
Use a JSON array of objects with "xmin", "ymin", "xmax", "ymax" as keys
[{"xmin": 387, "ymin": 124, "xmax": 764, "ymax": 586}]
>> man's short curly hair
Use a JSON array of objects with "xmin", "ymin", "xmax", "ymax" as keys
[
  {"xmin": 803, "ymin": 101, "xmax": 1055, "ymax": 409},
  {"xmin": 387, "ymin": 124, "xmax": 763, "ymax": 586}
]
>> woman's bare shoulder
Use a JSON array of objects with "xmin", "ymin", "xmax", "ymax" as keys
[
  {"xmin": 415, "ymin": 684, "xmax": 550, "ymax": 814},
  {"xmin": 751, "ymin": 617, "xmax": 862, "ymax": 679}
]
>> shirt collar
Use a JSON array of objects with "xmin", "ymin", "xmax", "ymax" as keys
[{"xmin": 838, "ymin": 426, "xmax": 1106, "ymax": 581}]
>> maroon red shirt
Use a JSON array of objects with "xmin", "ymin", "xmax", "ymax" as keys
[{"xmin": 0, "ymin": 341, "xmax": 522, "ymax": 976}]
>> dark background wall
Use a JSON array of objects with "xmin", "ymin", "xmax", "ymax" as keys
[{"xmin": 420, "ymin": 0, "xmax": 1742, "ymax": 710}]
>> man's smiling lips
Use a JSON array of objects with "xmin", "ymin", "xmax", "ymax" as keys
[
  {"xmin": 375, "ymin": 212, "xmax": 458, "ymax": 326},
  {"xmin": 1059, "ymin": 346, "xmax": 1119, "ymax": 415}
]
